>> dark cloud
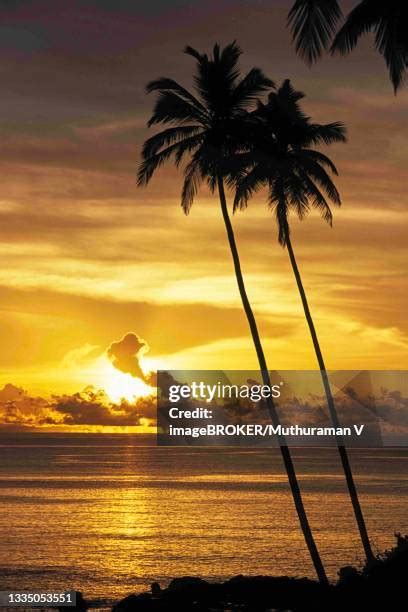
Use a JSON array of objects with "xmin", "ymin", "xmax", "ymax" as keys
[
  {"xmin": 1, "ymin": 373, "xmax": 408, "ymax": 436},
  {"xmin": 107, "ymin": 332, "xmax": 149, "ymax": 381},
  {"xmin": 107, "ymin": 332, "xmax": 157, "ymax": 386},
  {"xmin": 0, "ymin": 384, "xmax": 156, "ymax": 429},
  {"xmin": 0, "ymin": 385, "xmax": 54, "ymax": 428},
  {"xmin": 52, "ymin": 387, "xmax": 155, "ymax": 426}
]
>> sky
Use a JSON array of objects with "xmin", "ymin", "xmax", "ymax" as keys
[{"xmin": 0, "ymin": 0, "xmax": 407, "ymax": 430}]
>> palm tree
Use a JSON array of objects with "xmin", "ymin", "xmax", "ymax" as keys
[
  {"xmin": 137, "ymin": 43, "xmax": 328, "ymax": 584},
  {"xmin": 288, "ymin": 0, "xmax": 407, "ymax": 92},
  {"xmin": 233, "ymin": 79, "xmax": 375, "ymax": 563}
]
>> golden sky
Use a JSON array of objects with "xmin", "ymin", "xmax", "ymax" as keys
[{"xmin": 0, "ymin": 1, "xmax": 407, "ymax": 429}]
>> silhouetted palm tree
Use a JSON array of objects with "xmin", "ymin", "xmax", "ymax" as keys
[
  {"xmin": 233, "ymin": 79, "xmax": 375, "ymax": 563},
  {"xmin": 138, "ymin": 43, "xmax": 328, "ymax": 583},
  {"xmin": 288, "ymin": 0, "xmax": 407, "ymax": 92}
]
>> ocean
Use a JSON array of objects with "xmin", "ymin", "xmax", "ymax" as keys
[{"xmin": 0, "ymin": 433, "xmax": 407, "ymax": 608}]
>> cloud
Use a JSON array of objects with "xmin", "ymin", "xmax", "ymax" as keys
[
  {"xmin": 1, "ymin": 371, "xmax": 407, "ymax": 438},
  {"xmin": 52, "ymin": 387, "xmax": 154, "ymax": 426},
  {"xmin": 0, "ymin": 383, "xmax": 26, "ymax": 401},
  {"xmin": 0, "ymin": 384, "xmax": 56, "ymax": 428},
  {"xmin": 74, "ymin": 117, "xmax": 145, "ymax": 139},
  {"xmin": 1, "ymin": 286, "xmax": 287, "ymax": 374},
  {"xmin": 107, "ymin": 332, "xmax": 152, "ymax": 382},
  {"xmin": 60, "ymin": 343, "xmax": 101, "ymax": 368},
  {"xmin": 156, "ymin": 370, "xmax": 408, "ymax": 446},
  {"xmin": 0, "ymin": 383, "xmax": 156, "ymax": 430},
  {"xmin": 0, "ymin": 0, "xmax": 407, "ymax": 386}
]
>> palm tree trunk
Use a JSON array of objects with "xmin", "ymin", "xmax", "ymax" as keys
[
  {"xmin": 217, "ymin": 175, "xmax": 328, "ymax": 584},
  {"xmin": 285, "ymin": 233, "xmax": 374, "ymax": 563}
]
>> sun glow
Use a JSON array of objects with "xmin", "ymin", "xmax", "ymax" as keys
[{"xmin": 93, "ymin": 357, "xmax": 155, "ymax": 404}]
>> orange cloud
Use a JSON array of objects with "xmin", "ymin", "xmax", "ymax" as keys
[{"xmin": 0, "ymin": 384, "xmax": 156, "ymax": 431}]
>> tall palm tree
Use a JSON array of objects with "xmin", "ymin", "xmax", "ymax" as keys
[
  {"xmin": 233, "ymin": 79, "xmax": 375, "ymax": 563},
  {"xmin": 137, "ymin": 43, "xmax": 328, "ymax": 584},
  {"xmin": 288, "ymin": 0, "xmax": 407, "ymax": 92}
]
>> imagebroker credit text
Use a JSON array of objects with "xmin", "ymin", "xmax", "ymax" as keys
[{"xmin": 168, "ymin": 424, "xmax": 365, "ymax": 438}]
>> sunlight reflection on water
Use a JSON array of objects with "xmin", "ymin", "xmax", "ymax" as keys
[{"xmin": 0, "ymin": 434, "xmax": 407, "ymax": 607}]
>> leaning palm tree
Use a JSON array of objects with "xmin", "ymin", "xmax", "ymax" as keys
[
  {"xmin": 233, "ymin": 79, "xmax": 374, "ymax": 563},
  {"xmin": 288, "ymin": 0, "xmax": 407, "ymax": 92},
  {"xmin": 137, "ymin": 43, "xmax": 328, "ymax": 583}
]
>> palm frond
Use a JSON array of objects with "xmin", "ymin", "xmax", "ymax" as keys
[
  {"xmin": 277, "ymin": 78, "xmax": 306, "ymax": 103},
  {"xmin": 300, "ymin": 149, "xmax": 339, "ymax": 175},
  {"xmin": 146, "ymin": 77, "xmax": 208, "ymax": 116},
  {"xmin": 192, "ymin": 41, "xmax": 242, "ymax": 113},
  {"xmin": 297, "ymin": 170, "xmax": 334, "ymax": 224},
  {"xmin": 233, "ymin": 165, "xmax": 267, "ymax": 211},
  {"xmin": 174, "ymin": 133, "xmax": 206, "ymax": 166},
  {"xmin": 225, "ymin": 150, "xmax": 259, "ymax": 189},
  {"xmin": 219, "ymin": 40, "xmax": 243, "ymax": 82},
  {"xmin": 181, "ymin": 155, "xmax": 203, "ymax": 214},
  {"xmin": 137, "ymin": 134, "xmax": 204, "ymax": 185},
  {"xmin": 184, "ymin": 45, "xmax": 205, "ymax": 62},
  {"xmin": 231, "ymin": 68, "xmax": 274, "ymax": 110},
  {"xmin": 303, "ymin": 122, "xmax": 346, "ymax": 146},
  {"xmin": 262, "ymin": 80, "xmax": 309, "ymax": 130},
  {"xmin": 147, "ymin": 91, "xmax": 207, "ymax": 127},
  {"xmin": 331, "ymin": 1, "xmax": 380, "ymax": 55},
  {"xmin": 374, "ymin": 16, "xmax": 408, "ymax": 92},
  {"xmin": 142, "ymin": 125, "xmax": 203, "ymax": 159},
  {"xmin": 137, "ymin": 146, "xmax": 175, "ymax": 186},
  {"xmin": 331, "ymin": 1, "xmax": 407, "ymax": 91},
  {"xmin": 296, "ymin": 156, "xmax": 341, "ymax": 205},
  {"xmin": 288, "ymin": 0, "xmax": 343, "ymax": 64},
  {"xmin": 283, "ymin": 171, "xmax": 311, "ymax": 219}
]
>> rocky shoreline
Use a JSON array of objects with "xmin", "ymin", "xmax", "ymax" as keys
[{"xmin": 68, "ymin": 534, "xmax": 407, "ymax": 611}]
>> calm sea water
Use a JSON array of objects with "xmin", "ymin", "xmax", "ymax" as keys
[{"xmin": 0, "ymin": 433, "xmax": 407, "ymax": 608}]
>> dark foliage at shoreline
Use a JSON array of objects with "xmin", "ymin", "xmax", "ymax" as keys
[{"xmin": 108, "ymin": 534, "xmax": 407, "ymax": 611}]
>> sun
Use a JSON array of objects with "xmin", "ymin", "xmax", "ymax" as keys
[
  {"xmin": 103, "ymin": 367, "xmax": 154, "ymax": 403},
  {"xmin": 91, "ymin": 356, "xmax": 156, "ymax": 404}
]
